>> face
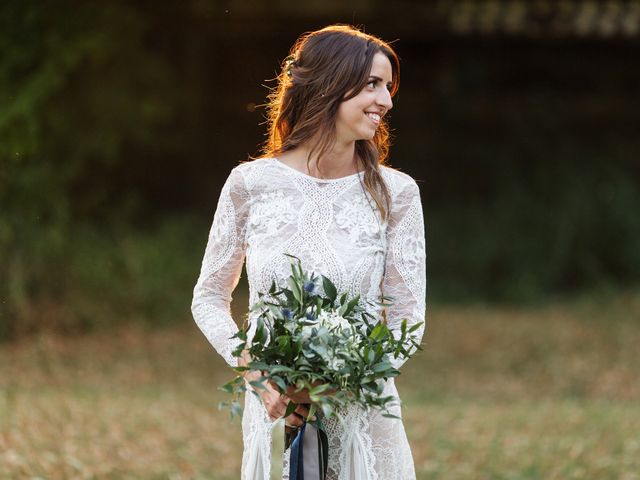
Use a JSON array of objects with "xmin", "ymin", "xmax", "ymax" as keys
[{"xmin": 335, "ymin": 51, "xmax": 394, "ymax": 144}]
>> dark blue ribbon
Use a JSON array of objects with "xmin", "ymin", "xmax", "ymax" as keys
[
  {"xmin": 288, "ymin": 419, "xmax": 328, "ymax": 480},
  {"xmin": 289, "ymin": 422, "xmax": 306, "ymax": 479}
]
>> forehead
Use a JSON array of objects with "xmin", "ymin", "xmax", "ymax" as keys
[{"xmin": 369, "ymin": 52, "xmax": 393, "ymax": 81}]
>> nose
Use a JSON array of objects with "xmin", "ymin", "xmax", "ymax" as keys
[{"xmin": 376, "ymin": 87, "xmax": 393, "ymax": 112}]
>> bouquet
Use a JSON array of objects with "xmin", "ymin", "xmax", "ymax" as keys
[{"xmin": 221, "ymin": 254, "xmax": 423, "ymax": 423}]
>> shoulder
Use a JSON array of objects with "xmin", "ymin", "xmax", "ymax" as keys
[
  {"xmin": 227, "ymin": 157, "xmax": 275, "ymax": 190},
  {"xmin": 231, "ymin": 157, "xmax": 273, "ymax": 177},
  {"xmin": 379, "ymin": 165, "xmax": 421, "ymax": 199}
]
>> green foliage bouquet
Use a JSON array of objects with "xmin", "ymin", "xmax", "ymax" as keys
[{"xmin": 221, "ymin": 254, "xmax": 423, "ymax": 422}]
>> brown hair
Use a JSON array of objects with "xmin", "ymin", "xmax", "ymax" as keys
[{"xmin": 260, "ymin": 24, "xmax": 400, "ymax": 221}]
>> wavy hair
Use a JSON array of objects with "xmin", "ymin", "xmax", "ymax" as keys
[{"xmin": 260, "ymin": 24, "xmax": 400, "ymax": 221}]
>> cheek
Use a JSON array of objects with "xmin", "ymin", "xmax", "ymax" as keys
[
  {"xmin": 342, "ymin": 101, "xmax": 366, "ymax": 122},
  {"xmin": 337, "ymin": 104, "xmax": 358, "ymax": 127}
]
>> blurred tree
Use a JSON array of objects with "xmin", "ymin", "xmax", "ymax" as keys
[
  {"xmin": 1, "ymin": 0, "xmax": 639, "ymax": 339},
  {"xmin": 0, "ymin": 1, "xmax": 176, "ymax": 337}
]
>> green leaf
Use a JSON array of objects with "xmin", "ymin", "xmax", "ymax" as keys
[
  {"xmin": 253, "ymin": 319, "xmax": 265, "ymax": 344},
  {"xmin": 372, "ymin": 361, "xmax": 393, "ymax": 373},
  {"xmin": 276, "ymin": 336, "xmax": 290, "ymax": 351},
  {"xmin": 270, "ymin": 365, "xmax": 295, "ymax": 374},
  {"xmin": 270, "ymin": 375, "xmax": 287, "ymax": 392},
  {"xmin": 284, "ymin": 400, "xmax": 298, "ymax": 418},
  {"xmin": 339, "ymin": 292, "xmax": 348, "ymax": 305},
  {"xmin": 248, "ymin": 360, "xmax": 269, "ymax": 370},
  {"xmin": 282, "ymin": 290, "xmax": 296, "ymax": 305},
  {"xmin": 283, "ymin": 253, "xmax": 301, "ymax": 265},
  {"xmin": 307, "ymin": 403, "xmax": 317, "ymax": 422},
  {"xmin": 309, "ymin": 383, "xmax": 333, "ymax": 395},
  {"xmin": 249, "ymin": 379, "xmax": 267, "ymax": 391},
  {"xmin": 370, "ymin": 324, "xmax": 385, "ymax": 341},
  {"xmin": 230, "ymin": 402, "xmax": 243, "ymax": 418},
  {"xmin": 409, "ymin": 321, "xmax": 423, "ymax": 333},
  {"xmin": 322, "ymin": 275, "xmax": 337, "ymax": 303},
  {"xmin": 267, "ymin": 304, "xmax": 284, "ymax": 319},
  {"xmin": 219, "ymin": 376, "xmax": 243, "ymax": 394},
  {"xmin": 235, "ymin": 330, "xmax": 248, "ymax": 341},
  {"xmin": 361, "ymin": 382, "xmax": 380, "ymax": 393},
  {"xmin": 320, "ymin": 402, "xmax": 334, "ymax": 418},
  {"xmin": 343, "ymin": 294, "xmax": 360, "ymax": 316},
  {"xmin": 367, "ymin": 349, "xmax": 375, "ymax": 364},
  {"xmin": 288, "ymin": 276, "xmax": 302, "ymax": 304},
  {"xmin": 231, "ymin": 343, "xmax": 245, "ymax": 358}
]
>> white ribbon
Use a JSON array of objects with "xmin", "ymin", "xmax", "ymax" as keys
[
  {"xmin": 271, "ymin": 418, "xmax": 285, "ymax": 479},
  {"xmin": 245, "ymin": 428, "xmax": 267, "ymax": 480},
  {"xmin": 342, "ymin": 428, "xmax": 372, "ymax": 480}
]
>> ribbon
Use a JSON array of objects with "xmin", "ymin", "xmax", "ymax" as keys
[
  {"xmin": 343, "ymin": 428, "xmax": 371, "ymax": 480},
  {"xmin": 245, "ymin": 428, "xmax": 267, "ymax": 480},
  {"xmin": 287, "ymin": 418, "xmax": 328, "ymax": 480}
]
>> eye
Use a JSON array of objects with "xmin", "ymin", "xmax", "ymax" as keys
[{"xmin": 366, "ymin": 79, "xmax": 377, "ymax": 89}]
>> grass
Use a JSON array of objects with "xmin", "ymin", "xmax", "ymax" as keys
[{"xmin": 1, "ymin": 289, "xmax": 639, "ymax": 479}]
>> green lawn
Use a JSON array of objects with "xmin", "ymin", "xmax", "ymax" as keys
[{"xmin": 1, "ymin": 291, "xmax": 639, "ymax": 479}]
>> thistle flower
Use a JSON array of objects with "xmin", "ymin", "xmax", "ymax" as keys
[
  {"xmin": 303, "ymin": 280, "xmax": 315, "ymax": 293},
  {"xmin": 305, "ymin": 306, "xmax": 317, "ymax": 321}
]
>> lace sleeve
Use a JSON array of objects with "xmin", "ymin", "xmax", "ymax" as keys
[
  {"xmin": 191, "ymin": 167, "xmax": 249, "ymax": 367},
  {"xmin": 382, "ymin": 179, "xmax": 427, "ymax": 369}
]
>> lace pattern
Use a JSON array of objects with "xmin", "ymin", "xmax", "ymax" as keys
[{"xmin": 191, "ymin": 158, "xmax": 426, "ymax": 479}]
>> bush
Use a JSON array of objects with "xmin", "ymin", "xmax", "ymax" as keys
[
  {"xmin": 0, "ymin": 217, "xmax": 207, "ymax": 340},
  {"xmin": 429, "ymin": 162, "xmax": 640, "ymax": 303}
]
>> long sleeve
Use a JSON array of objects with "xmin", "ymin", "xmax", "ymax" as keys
[
  {"xmin": 382, "ymin": 179, "xmax": 427, "ymax": 369},
  {"xmin": 191, "ymin": 167, "xmax": 250, "ymax": 367}
]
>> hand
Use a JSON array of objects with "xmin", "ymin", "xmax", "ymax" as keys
[
  {"xmin": 259, "ymin": 384, "xmax": 311, "ymax": 431},
  {"xmin": 281, "ymin": 384, "xmax": 313, "ymax": 404},
  {"xmin": 279, "ymin": 382, "xmax": 337, "ymax": 404},
  {"xmin": 238, "ymin": 350, "xmax": 311, "ymax": 430}
]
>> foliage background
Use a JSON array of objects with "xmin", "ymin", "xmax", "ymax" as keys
[{"xmin": 1, "ymin": 1, "xmax": 639, "ymax": 335}]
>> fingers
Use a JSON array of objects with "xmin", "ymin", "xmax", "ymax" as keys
[
  {"xmin": 261, "ymin": 387, "xmax": 317, "ymax": 424},
  {"xmin": 261, "ymin": 390, "xmax": 288, "ymax": 421},
  {"xmin": 294, "ymin": 403, "xmax": 313, "ymax": 421},
  {"xmin": 284, "ymin": 412, "xmax": 305, "ymax": 428},
  {"xmin": 283, "ymin": 402, "xmax": 316, "ymax": 427},
  {"xmin": 285, "ymin": 425, "xmax": 298, "ymax": 435}
]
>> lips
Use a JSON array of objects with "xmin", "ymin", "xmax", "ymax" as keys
[{"xmin": 365, "ymin": 112, "xmax": 381, "ymax": 125}]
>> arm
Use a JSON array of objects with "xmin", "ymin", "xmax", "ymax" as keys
[
  {"xmin": 191, "ymin": 167, "xmax": 249, "ymax": 367},
  {"xmin": 192, "ymin": 167, "xmax": 311, "ymax": 427},
  {"xmin": 382, "ymin": 179, "xmax": 427, "ymax": 369}
]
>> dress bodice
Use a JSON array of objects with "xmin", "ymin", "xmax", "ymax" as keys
[{"xmin": 192, "ymin": 157, "xmax": 426, "ymax": 368}]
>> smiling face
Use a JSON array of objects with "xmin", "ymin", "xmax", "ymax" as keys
[{"xmin": 335, "ymin": 51, "xmax": 394, "ymax": 144}]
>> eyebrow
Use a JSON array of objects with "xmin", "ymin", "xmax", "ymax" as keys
[{"xmin": 368, "ymin": 75, "xmax": 393, "ymax": 87}]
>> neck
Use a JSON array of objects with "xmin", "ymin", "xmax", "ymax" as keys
[{"xmin": 298, "ymin": 140, "xmax": 359, "ymax": 179}]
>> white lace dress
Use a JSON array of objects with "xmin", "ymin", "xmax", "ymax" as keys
[{"xmin": 191, "ymin": 157, "xmax": 426, "ymax": 480}]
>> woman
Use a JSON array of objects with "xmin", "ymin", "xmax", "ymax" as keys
[{"xmin": 191, "ymin": 24, "xmax": 426, "ymax": 479}]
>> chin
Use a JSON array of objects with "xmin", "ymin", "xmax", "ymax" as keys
[{"xmin": 356, "ymin": 129, "xmax": 376, "ymax": 141}]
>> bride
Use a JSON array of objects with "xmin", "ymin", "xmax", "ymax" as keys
[{"xmin": 191, "ymin": 24, "xmax": 426, "ymax": 480}]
